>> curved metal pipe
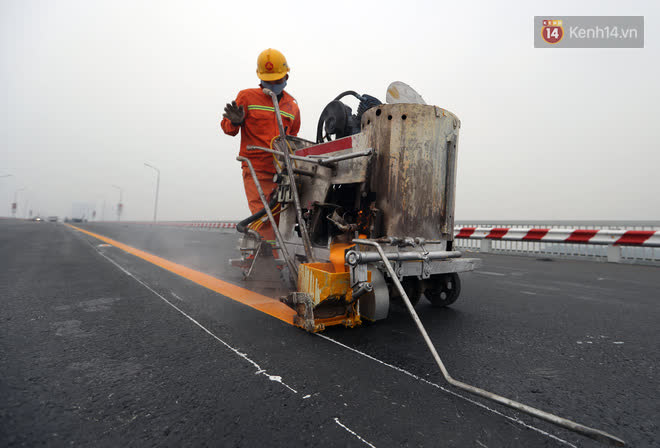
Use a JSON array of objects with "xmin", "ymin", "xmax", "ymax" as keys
[{"xmin": 352, "ymin": 239, "xmax": 626, "ymax": 447}]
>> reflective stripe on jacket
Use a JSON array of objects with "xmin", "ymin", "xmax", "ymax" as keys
[{"xmin": 221, "ymin": 87, "xmax": 301, "ymax": 174}]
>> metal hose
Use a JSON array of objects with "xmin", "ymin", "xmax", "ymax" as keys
[{"xmin": 236, "ymin": 195, "xmax": 278, "ymax": 234}]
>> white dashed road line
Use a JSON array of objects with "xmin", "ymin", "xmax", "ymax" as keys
[
  {"xmin": 334, "ymin": 417, "xmax": 377, "ymax": 448},
  {"xmin": 475, "ymin": 271, "xmax": 507, "ymax": 276},
  {"xmin": 317, "ymin": 334, "xmax": 577, "ymax": 448},
  {"xmin": 92, "ymin": 245, "xmax": 298, "ymax": 394}
]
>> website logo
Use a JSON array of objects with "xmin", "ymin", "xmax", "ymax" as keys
[
  {"xmin": 535, "ymin": 16, "xmax": 644, "ymax": 48},
  {"xmin": 541, "ymin": 20, "xmax": 564, "ymax": 44}
]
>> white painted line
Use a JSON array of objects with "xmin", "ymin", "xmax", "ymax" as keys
[
  {"xmin": 613, "ymin": 341, "xmax": 624, "ymax": 345},
  {"xmin": 334, "ymin": 417, "xmax": 376, "ymax": 448},
  {"xmin": 85, "ymin": 232, "xmax": 572, "ymax": 447},
  {"xmin": 93, "ymin": 246, "xmax": 298, "ymax": 394},
  {"xmin": 317, "ymin": 334, "xmax": 577, "ymax": 448},
  {"xmin": 475, "ymin": 271, "xmax": 506, "ymax": 277},
  {"xmin": 170, "ymin": 292, "xmax": 184, "ymax": 301},
  {"xmin": 521, "ymin": 291, "xmax": 537, "ymax": 296}
]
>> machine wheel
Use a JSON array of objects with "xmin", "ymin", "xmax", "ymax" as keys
[
  {"xmin": 359, "ymin": 268, "xmax": 390, "ymax": 321},
  {"xmin": 389, "ymin": 276, "xmax": 423, "ymax": 310},
  {"xmin": 424, "ymin": 273, "xmax": 461, "ymax": 307}
]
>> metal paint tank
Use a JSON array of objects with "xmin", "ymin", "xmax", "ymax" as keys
[{"xmin": 361, "ymin": 103, "xmax": 460, "ymax": 241}]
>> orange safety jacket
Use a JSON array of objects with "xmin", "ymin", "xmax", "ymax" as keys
[{"xmin": 221, "ymin": 87, "xmax": 301, "ymax": 174}]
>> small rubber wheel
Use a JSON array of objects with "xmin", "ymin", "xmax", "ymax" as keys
[{"xmin": 424, "ymin": 273, "xmax": 461, "ymax": 307}]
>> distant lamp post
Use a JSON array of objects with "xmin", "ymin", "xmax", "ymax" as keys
[
  {"xmin": 112, "ymin": 185, "xmax": 123, "ymax": 221},
  {"xmin": 144, "ymin": 163, "xmax": 160, "ymax": 222},
  {"xmin": 13, "ymin": 187, "xmax": 25, "ymax": 217}
]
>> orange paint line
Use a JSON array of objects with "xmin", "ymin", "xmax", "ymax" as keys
[{"xmin": 66, "ymin": 224, "xmax": 296, "ymax": 325}]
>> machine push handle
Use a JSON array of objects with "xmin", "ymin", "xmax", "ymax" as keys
[
  {"xmin": 351, "ymin": 238, "xmax": 626, "ymax": 447},
  {"xmin": 263, "ymin": 88, "xmax": 316, "ymax": 262},
  {"xmin": 236, "ymin": 156, "xmax": 298, "ymax": 283},
  {"xmin": 247, "ymin": 145, "xmax": 374, "ymax": 168}
]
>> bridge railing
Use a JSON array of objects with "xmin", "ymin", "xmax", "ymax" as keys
[
  {"xmin": 87, "ymin": 220, "xmax": 660, "ymax": 265},
  {"xmin": 453, "ymin": 221, "xmax": 660, "ymax": 265}
]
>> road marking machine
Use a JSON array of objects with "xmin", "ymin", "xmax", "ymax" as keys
[{"xmin": 230, "ymin": 82, "xmax": 625, "ymax": 446}]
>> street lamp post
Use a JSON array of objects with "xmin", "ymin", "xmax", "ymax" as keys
[
  {"xmin": 112, "ymin": 185, "xmax": 123, "ymax": 221},
  {"xmin": 13, "ymin": 187, "xmax": 25, "ymax": 217},
  {"xmin": 144, "ymin": 163, "xmax": 160, "ymax": 222}
]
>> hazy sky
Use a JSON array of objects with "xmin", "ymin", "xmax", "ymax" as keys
[{"xmin": 2, "ymin": 0, "xmax": 659, "ymax": 221}]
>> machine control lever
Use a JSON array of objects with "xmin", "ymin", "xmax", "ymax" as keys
[{"xmin": 350, "ymin": 282, "xmax": 373, "ymax": 301}]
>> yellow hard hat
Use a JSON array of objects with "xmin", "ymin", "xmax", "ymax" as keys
[{"xmin": 256, "ymin": 48, "xmax": 290, "ymax": 81}]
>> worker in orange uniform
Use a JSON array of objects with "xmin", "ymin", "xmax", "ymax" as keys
[{"xmin": 221, "ymin": 48, "xmax": 300, "ymax": 243}]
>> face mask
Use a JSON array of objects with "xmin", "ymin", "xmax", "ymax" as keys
[{"xmin": 262, "ymin": 79, "xmax": 287, "ymax": 95}]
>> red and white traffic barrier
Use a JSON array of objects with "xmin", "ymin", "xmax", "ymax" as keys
[
  {"xmin": 454, "ymin": 226, "xmax": 659, "ymax": 263},
  {"xmin": 454, "ymin": 227, "xmax": 660, "ymax": 247}
]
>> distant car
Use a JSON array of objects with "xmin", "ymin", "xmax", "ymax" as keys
[
  {"xmin": 71, "ymin": 218, "xmax": 83, "ymax": 223},
  {"xmin": 32, "ymin": 216, "xmax": 43, "ymax": 222},
  {"xmin": 48, "ymin": 216, "xmax": 58, "ymax": 222}
]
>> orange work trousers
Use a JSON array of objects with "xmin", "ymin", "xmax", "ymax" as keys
[{"xmin": 242, "ymin": 166, "xmax": 278, "ymax": 242}]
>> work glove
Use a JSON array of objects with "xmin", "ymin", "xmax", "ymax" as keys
[{"xmin": 223, "ymin": 101, "xmax": 245, "ymax": 126}]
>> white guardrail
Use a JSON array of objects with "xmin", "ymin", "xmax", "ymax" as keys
[{"xmin": 103, "ymin": 220, "xmax": 660, "ymax": 265}]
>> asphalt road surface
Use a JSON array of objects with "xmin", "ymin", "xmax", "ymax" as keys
[{"xmin": 2, "ymin": 219, "xmax": 658, "ymax": 447}]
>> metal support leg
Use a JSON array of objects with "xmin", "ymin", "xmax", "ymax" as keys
[
  {"xmin": 263, "ymin": 88, "xmax": 316, "ymax": 263},
  {"xmin": 237, "ymin": 156, "xmax": 298, "ymax": 283},
  {"xmin": 351, "ymin": 239, "xmax": 625, "ymax": 447}
]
